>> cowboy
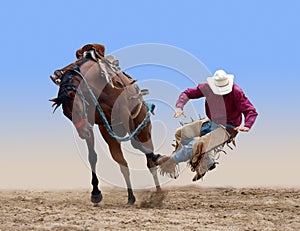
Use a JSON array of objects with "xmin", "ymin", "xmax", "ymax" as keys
[{"xmin": 157, "ymin": 69, "xmax": 258, "ymax": 180}]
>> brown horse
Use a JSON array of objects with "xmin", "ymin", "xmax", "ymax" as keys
[{"xmin": 50, "ymin": 45, "xmax": 162, "ymax": 204}]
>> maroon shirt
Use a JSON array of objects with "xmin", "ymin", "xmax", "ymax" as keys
[{"xmin": 176, "ymin": 83, "xmax": 258, "ymax": 128}]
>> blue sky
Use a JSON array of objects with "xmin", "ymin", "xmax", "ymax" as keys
[
  {"xmin": 1, "ymin": 1, "xmax": 299, "ymax": 107},
  {"xmin": 0, "ymin": 0, "xmax": 299, "ymax": 188}
]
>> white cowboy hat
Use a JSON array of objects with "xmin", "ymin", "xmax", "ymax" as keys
[{"xmin": 207, "ymin": 70, "xmax": 234, "ymax": 95}]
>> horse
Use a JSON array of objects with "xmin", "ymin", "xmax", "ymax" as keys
[{"xmin": 50, "ymin": 45, "xmax": 162, "ymax": 204}]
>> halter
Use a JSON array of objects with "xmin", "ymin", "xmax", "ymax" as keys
[
  {"xmin": 72, "ymin": 86, "xmax": 90, "ymax": 129},
  {"xmin": 59, "ymin": 71, "xmax": 90, "ymax": 130}
]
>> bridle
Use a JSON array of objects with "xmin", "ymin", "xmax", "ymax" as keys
[
  {"xmin": 51, "ymin": 51, "xmax": 117, "ymax": 131},
  {"xmin": 72, "ymin": 86, "xmax": 89, "ymax": 129},
  {"xmin": 58, "ymin": 69, "xmax": 90, "ymax": 130}
]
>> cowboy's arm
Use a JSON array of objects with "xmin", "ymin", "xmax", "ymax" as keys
[
  {"xmin": 174, "ymin": 84, "xmax": 204, "ymax": 118},
  {"xmin": 234, "ymin": 87, "xmax": 258, "ymax": 132}
]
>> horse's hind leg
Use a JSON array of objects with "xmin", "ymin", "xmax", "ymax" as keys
[
  {"xmin": 85, "ymin": 129, "xmax": 103, "ymax": 204},
  {"xmin": 130, "ymin": 137, "xmax": 162, "ymax": 191},
  {"xmin": 99, "ymin": 125, "xmax": 136, "ymax": 205},
  {"xmin": 146, "ymin": 156, "xmax": 162, "ymax": 192}
]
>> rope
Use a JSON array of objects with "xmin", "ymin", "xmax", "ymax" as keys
[{"xmin": 74, "ymin": 70, "xmax": 152, "ymax": 142}]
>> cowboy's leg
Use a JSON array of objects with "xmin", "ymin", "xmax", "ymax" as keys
[
  {"xmin": 172, "ymin": 121, "xmax": 210, "ymax": 162},
  {"xmin": 175, "ymin": 119, "xmax": 209, "ymax": 143},
  {"xmin": 156, "ymin": 140, "xmax": 196, "ymax": 179},
  {"xmin": 172, "ymin": 138, "xmax": 196, "ymax": 164},
  {"xmin": 172, "ymin": 121, "xmax": 217, "ymax": 164},
  {"xmin": 173, "ymin": 121, "xmax": 223, "ymax": 162}
]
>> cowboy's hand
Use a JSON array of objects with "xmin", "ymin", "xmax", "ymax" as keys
[
  {"xmin": 234, "ymin": 126, "xmax": 250, "ymax": 132},
  {"xmin": 174, "ymin": 108, "xmax": 185, "ymax": 118}
]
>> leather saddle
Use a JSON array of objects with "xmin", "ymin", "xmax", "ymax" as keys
[{"xmin": 76, "ymin": 43, "xmax": 105, "ymax": 60}]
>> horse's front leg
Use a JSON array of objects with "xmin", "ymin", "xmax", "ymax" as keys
[
  {"xmin": 85, "ymin": 128, "xmax": 102, "ymax": 204},
  {"xmin": 98, "ymin": 125, "xmax": 136, "ymax": 205}
]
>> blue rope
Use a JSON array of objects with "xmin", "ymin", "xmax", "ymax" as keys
[
  {"xmin": 74, "ymin": 70, "xmax": 152, "ymax": 142},
  {"xmin": 96, "ymin": 102, "xmax": 152, "ymax": 142}
]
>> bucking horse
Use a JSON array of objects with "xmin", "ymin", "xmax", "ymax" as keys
[{"xmin": 50, "ymin": 44, "xmax": 162, "ymax": 205}]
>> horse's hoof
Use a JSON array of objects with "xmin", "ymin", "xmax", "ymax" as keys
[
  {"xmin": 91, "ymin": 192, "xmax": 103, "ymax": 204},
  {"xmin": 127, "ymin": 195, "xmax": 136, "ymax": 205}
]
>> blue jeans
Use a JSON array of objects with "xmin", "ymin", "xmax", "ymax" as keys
[{"xmin": 173, "ymin": 121, "xmax": 222, "ymax": 164}]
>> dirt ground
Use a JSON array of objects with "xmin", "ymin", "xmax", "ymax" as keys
[{"xmin": 0, "ymin": 186, "xmax": 299, "ymax": 231}]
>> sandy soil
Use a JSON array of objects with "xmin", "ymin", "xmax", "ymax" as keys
[{"xmin": 0, "ymin": 186, "xmax": 299, "ymax": 231}]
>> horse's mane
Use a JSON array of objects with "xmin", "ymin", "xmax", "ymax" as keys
[{"xmin": 50, "ymin": 70, "xmax": 75, "ymax": 112}]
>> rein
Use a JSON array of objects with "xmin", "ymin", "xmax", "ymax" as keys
[{"xmin": 73, "ymin": 69, "xmax": 153, "ymax": 142}]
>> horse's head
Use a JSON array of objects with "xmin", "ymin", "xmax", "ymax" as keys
[{"xmin": 50, "ymin": 69, "xmax": 91, "ymax": 139}]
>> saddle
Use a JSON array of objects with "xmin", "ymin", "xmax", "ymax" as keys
[{"xmin": 76, "ymin": 43, "xmax": 105, "ymax": 60}]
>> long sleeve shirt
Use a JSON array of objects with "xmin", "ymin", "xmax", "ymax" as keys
[{"xmin": 176, "ymin": 83, "xmax": 258, "ymax": 128}]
